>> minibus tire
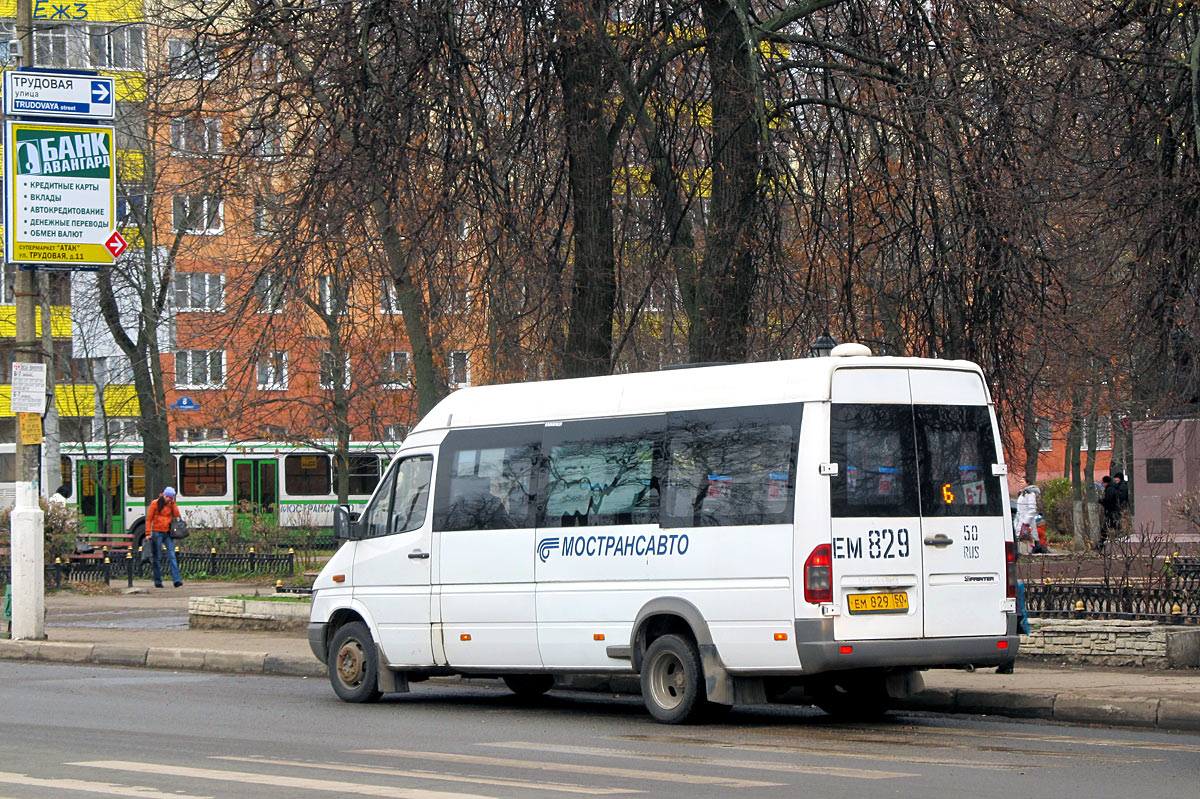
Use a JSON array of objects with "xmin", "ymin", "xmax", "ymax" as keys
[
  {"xmin": 502, "ymin": 674, "xmax": 554, "ymax": 698},
  {"xmin": 641, "ymin": 634, "xmax": 705, "ymax": 724},
  {"xmin": 329, "ymin": 622, "xmax": 383, "ymax": 703}
]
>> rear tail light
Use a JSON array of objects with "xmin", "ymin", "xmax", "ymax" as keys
[
  {"xmin": 804, "ymin": 544, "xmax": 833, "ymax": 603},
  {"xmin": 1005, "ymin": 540, "xmax": 1016, "ymax": 599}
]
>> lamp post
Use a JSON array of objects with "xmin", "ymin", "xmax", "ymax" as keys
[{"xmin": 808, "ymin": 332, "xmax": 837, "ymax": 358}]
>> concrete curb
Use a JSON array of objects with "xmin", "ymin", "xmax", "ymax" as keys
[{"xmin": 0, "ymin": 639, "xmax": 1196, "ymax": 731}]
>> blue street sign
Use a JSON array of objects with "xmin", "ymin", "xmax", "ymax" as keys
[
  {"xmin": 3, "ymin": 70, "xmax": 116, "ymax": 120},
  {"xmin": 170, "ymin": 396, "xmax": 201, "ymax": 411}
]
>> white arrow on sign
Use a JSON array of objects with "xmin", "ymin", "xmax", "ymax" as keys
[{"xmin": 92, "ymin": 81, "xmax": 110, "ymax": 103}]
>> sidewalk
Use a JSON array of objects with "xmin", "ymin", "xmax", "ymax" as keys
[{"xmin": 1, "ymin": 579, "xmax": 1197, "ymax": 731}]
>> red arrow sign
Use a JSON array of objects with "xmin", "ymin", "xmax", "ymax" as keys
[{"xmin": 105, "ymin": 231, "xmax": 127, "ymax": 259}]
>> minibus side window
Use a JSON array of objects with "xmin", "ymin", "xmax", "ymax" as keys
[
  {"xmin": 361, "ymin": 463, "xmax": 397, "ymax": 539},
  {"xmin": 434, "ymin": 426, "xmax": 541, "ymax": 531},
  {"xmin": 662, "ymin": 404, "xmax": 800, "ymax": 527},
  {"xmin": 390, "ymin": 456, "xmax": 433, "ymax": 534},
  {"xmin": 830, "ymin": 405, "xmax": 918, "ymax": 518},
  {"xmin": 915, "ymin": 405, "xmax": 1002, "ymax": 517},
  {"xmin": 542, "ymin": 415, "xmax": 663, "ymax": 527}
]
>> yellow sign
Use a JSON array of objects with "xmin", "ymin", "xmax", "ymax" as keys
[{"xmin": 18, "ymin": 412, "xmax": 42, "ymax": 444}]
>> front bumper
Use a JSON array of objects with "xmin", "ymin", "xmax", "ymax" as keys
[
  {"xmin": 794, "ymin": 616, "xmax": 1020, "ymax": 674},
  {"xmin": 308, "ymin": 622, "xmax": 328, "ymax": 664}
]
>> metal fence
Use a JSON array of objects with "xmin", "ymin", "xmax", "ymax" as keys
[
  {"xmin": 1024, "ymin": 582, "xmax": 1200, "ymax": 623},
  {"xmin": 0, "ymin": 548, "xmax": 295, "ymax": 589}
]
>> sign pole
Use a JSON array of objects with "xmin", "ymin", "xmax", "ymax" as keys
[{"xmin": 8, "ymin": 0, "xmax": 46, "ymax": 641}]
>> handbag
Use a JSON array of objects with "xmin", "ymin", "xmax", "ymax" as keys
[{"xmin": 169, "ymin": 518, "xmax": 189, "ymax": 539}]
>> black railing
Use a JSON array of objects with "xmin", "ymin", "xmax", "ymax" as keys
[
  {"xmin": 1024, "ymin": 582, "xmax": 1199, "ymax": 622},
  {"xmin": 0, "ymin": 548, "xmax": 295, "ymax": 589}
]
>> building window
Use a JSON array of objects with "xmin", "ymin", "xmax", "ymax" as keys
[
  {"xmin": 98, "ymin": 418, "xmax": 139, "ymax": 441},
  {"xmin": 259, "ymin": 424, "xmax": 287, "ymax": 439},
  {"xmin": 170, "ymin": 117, "xmax": 222, "ymax": 156},
  {"xmin": 33, "ymin": 25, "xmax": 72, "ymax": 68},
  {"xmin": 250, "ymin": 44, "xmax": 277, "ymax": 78},
  {"xmin": 320, "ymin": 352, "xmax": 350, "ymax": 390},
  {"xmin": 256, "ymin": 351, "xmax": 288, "ymax": 390},
  {"xmin": 448, "ymin": 350, "xmax": 470, "ymax": 387},
  {"xmin": 174, "ymin": 272, "xmax": 224, "ymax": 311},
  {"xmin": 0, "ymin": 22, "xmax": 14, "ymax": 61},
  {"xmin": 176, "ymin": 350, "xmax": 225, "ymax": 388},
  {"xmin": 105, "ymin": 356, "xmax": 134, "ymax": 385},
  {"xmin": 248, "ymin": 119, "xmax": 283, "ymax": 159},
  {"xmin": 254, "ymin": 273, "xmax": 284, "ymax": 313},
  {"xmin": 1146, "ymin": 458, "xmax": 1174, "ymax": 484},
  {"xmin": 385, "ymin": 351, "xmax": 411, "ymax": 388},
  {"xmin": 254, "ymin": 196, "xmax": 283, "ymax": 237},
  {"xmin": 380, "ymin": 284, "xmax": 402, "ymax": 314},
  {"xmin": 117, "ymin": 190, "xmax": 146, "ymax": 227},
  {"xmin": 317, "ymin": 275, "xmax": 348, "ymax": 315},
  {"xmin": 2, "ymin": 263, "xmax": 14, "ymax": 304},
  {"xmin": 88, "ymin": 23, "xmax": 145, "ymax": 70},
  {"xmin": 180, "ymin": 427, "xmax": 226, "ymax": 442},
  {"xmin": 1037, "ymin": 418, "xmax": 1053, "ymax": 453},
  {"xmin": 1080, "ymin": 415, "xmax": 1112, "ymax": 452},
  {"xmin": 172, "ymin": 194, "xmax": 223, "ymax": 234},
  {"xmin": 167, "ymin": 36, "xmax": 219, "ymax": 80},
  {"xmin": 382, "ymin": 424, "xmax": 408, "ymax": 441}
]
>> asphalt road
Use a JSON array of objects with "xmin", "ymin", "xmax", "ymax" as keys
[{"xmin": 1, "ymin": 662, "xmax": 1198, "ymax": 799}]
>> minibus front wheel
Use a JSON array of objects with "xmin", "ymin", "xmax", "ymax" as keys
[{"xmin": 329, "ymin": 621, "xmax": 383, "ymax": 703}]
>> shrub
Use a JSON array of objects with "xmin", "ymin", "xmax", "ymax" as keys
[
  {"xmin": 0, "ymin": 497, "xmax": 83, "ymax": 564},
  {"xmin": 1038, "ymin": 477, "xmax": 1073, "ymax": 537}
]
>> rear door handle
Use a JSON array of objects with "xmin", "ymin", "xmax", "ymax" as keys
[
  {"xmin": 408, "ymin": 551, "xmax": 430, "ymax": 559},
  {"xmin": 923, "ymin": 534, "xmax": 953, "ymax": 548}
]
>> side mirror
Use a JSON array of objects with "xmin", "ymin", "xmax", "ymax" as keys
[{"xmin": 333, "ymin": 504, "xmax": 355, "ymax": 542}]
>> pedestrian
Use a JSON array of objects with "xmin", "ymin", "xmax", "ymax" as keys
[
  {"xmin": 145, "ymin": 486, "xmax": 184, "ymax": 588},
  {"xmin": 1113, "ymin": 471, "xmax": 1130, "ymax": 527},
  {"xmin": 1098, "ymin": 475, "xmax": 1119, "ymax": 551},
  {"xmin": 1014, "ymin": 484, "xmax": 1042, "ymax": 554}
]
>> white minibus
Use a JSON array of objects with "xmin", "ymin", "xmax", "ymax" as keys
[{"xmin": 311, "ymin": 345, "xmax": 1018, "ymax": 722}]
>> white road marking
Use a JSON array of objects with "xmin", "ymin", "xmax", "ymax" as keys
[
  {"xmin": 213, "ymin": 756, "xmax": 639, "ymax": 795},
  {"xmin": 68, "ymin": 761, "xmax": 494, "ymax": 799},
  {"xmin": 483, "ymin": 742, "xmax": 916, "ymax": 780},
  {"xmin": 0, "ymin": 771, "xmax": 210, "ymax": 798},
  {"xmin": 354, "ymin": 749, "xmax": 783, "ymax": 789}
]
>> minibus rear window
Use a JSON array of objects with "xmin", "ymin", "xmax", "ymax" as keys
[
  {"xmin": 830, "ymin": 404, "xmax": 919, "ymax": 518},
  {"xmin": 915, "ymin": 405, "xmax": 1002, "ymax": 517}
]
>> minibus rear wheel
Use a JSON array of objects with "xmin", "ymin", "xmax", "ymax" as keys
[
  {"xmin": 502, "ymin": 674, "xmax": 554, "ymax": 698},
  {"xmin": 329, "ymin": 621, "xmax": 383, "ymax": 703},
  {"xmin": 641, "ymin": 634, "xmax": 706, "ymax": 724}
]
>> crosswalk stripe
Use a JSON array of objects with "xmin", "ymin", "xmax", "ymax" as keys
[
  {"xmin": 354, "ymin": 749, "xmax": 783, "ymax": 788},
  {"xmin": 213, "ymin": 756, "xmax": 639, "ymax": 795},
  {"xmin": 0, "ymin": 771, "xmax": 210, "ymax": 798},
  {"xmin": 68, "ymin": 762, "xmax": 493, "ymax": 799},
  {"xmin": 483, "ymin": 742, "xmax": 916, "ymax": 780}
]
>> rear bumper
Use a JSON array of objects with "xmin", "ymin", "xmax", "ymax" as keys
[
  {"xmin": 794, "ymin": 615, "xmax": 1019, "ymax": 674},
  {"xmin": 308, "ymin": 622, "xmax": 328, "ymax": 664}
]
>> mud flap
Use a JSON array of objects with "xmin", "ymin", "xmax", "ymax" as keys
[{"xmin": 700, "ymin": 644, "xmax": 766, "ymax": 705}]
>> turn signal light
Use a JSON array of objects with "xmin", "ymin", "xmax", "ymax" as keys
[
  {"xmin": 1004, "ymin": 541, "xmax": 1016, "ymax": 599},
  {"xmin": 460, "ymin": 634, "xmax": 471, "ymax": 641},
  {"xmin": 594, "ymin": 634, "xmax": 605, "ymax": 641},
  {"xmin": 332, "ymin": 574, "xmax": 345, "ymax": 583},
  {"xmin": 774, "ymin": 633, "xmax": 788, "ymax": 641}
]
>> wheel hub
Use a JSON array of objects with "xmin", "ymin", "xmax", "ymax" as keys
[
  {"xmin": 648, "ymin": 650, "xmax": 686, "ymax": 710},
  {"xmin": 336, "ymin": 640, "xmax": 365, "ymax": 686}
]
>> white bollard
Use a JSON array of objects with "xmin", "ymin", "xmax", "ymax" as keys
[{"xmin": 10, "ymin": 481, "xmax": 46, "ymax": 640}]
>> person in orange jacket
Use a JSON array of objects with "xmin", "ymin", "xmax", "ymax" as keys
[{"xmin": 145, "ymin": 486, "xmax": 183, "ymax": 588}]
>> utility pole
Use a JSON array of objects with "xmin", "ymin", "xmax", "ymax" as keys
[{"xmin": 9, "ymin": 0, "xmax": 46, "ymax": 641}]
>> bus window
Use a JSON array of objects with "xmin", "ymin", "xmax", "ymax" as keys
[
  {"xmin": 662, "ymin": 405, "xmax": 800, "ymax": 527},
  {"xmin": 58, "ymin": 456, "xmax": 72, "ymax": 498},
  {"xmin": 127, "ymin": 456, "xmax": 179, "ymax": 499},
  {"xmin": 543, "ymin": 415, "xmax": 662, "ymax": 527},
  {"xmin": 180, "ymin": 455, "xmax": 227, "ymax": 496},
  {"xmin": 285, "ymin": 454, "xmax": 331, "ymax": 495},
  {"xmin": 347, "ymin": 454, "xmax": 380, "ymax": 495},
  {"xmin": 830, "ymin": 404, "xmax": 918, "ymax": 518},
  {"xmin": 434, "ymin": 427, "xmax": 540, "ymax": 531}
]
